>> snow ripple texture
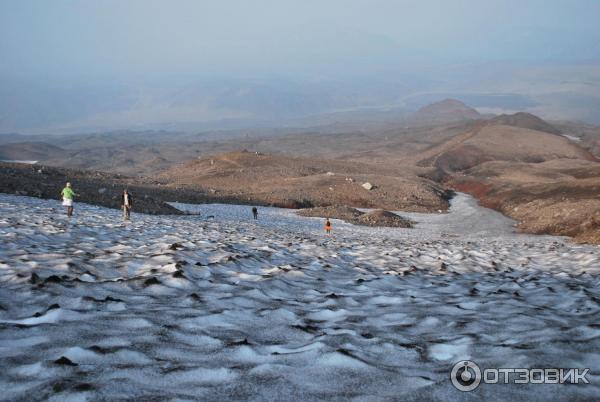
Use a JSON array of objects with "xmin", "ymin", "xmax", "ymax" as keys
[{"xmin": 0, "ymin": 193, "xmax": 599, "ymax": 401}]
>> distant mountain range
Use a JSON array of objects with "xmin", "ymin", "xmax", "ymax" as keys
[
  {"xmin": 2, "ymin": 99, "xmax": 599, "ymax": 176},
  {"xmin": 1, "ymin": 61, "xmax": 600, "ymax": 134}
]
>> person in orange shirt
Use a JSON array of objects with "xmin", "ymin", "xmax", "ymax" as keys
[{"xmin": 324, "ymin": 218, "xmax": 332, "ymax": 236}]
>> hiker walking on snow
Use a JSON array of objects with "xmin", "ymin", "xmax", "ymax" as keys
[
  {"xmin": 61, "ymin": 182, "xmax": 77, "ymax": 217},
  {"xmin": 252, "ymin": 206, "xmax": 258, "ymax": 220},
  {"xmin": 121, "ymin": 189, "xmax": 133, "ymax": 220},
  {"xmin": 324, "ymin": 218, "xmax": 332, "ymax": 236}
]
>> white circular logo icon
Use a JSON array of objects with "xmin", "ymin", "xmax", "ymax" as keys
[{"xmin": 451, "ymin": 360, "xmax": 482, "ymax": 391}]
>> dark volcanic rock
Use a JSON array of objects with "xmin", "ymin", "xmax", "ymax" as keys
[
  {"xmin": 143, "ymin": 277, "xmax": 161, "ymax": 287},
  {"xmin": 0, "ymin": 162, "xmax": 184, "ymax": 215},
  {"xmin": 29, "ymin": 272, "xmax": 40, "ymax": 284},
  {"xmin": 54, "ymin": 356, "xmax": 77, "ymax": 366}
]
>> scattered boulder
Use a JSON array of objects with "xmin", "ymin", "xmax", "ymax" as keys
[
  {"xmin": 44, "ymin": 275, "xmax": 63, "ymax": 284},
  {"xmin": 54, "ymin": 356, "xmax": 77, "ymax": 366},
  {"xmin": 143, "ymin": 277, "xmax": 161, "ymax": 287},
  {"xmin": 362, "ymin": 182, "xmax": 373, "ymax": 191},
  {"xmin": 29, "ymin": 272, "xmax": 40, "ymax": 284}
]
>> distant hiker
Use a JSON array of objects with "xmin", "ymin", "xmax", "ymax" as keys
[
  {"xmin": 121, "ymin": 189, "xmax": 133, "ymax": 220},
  {"xmin": 324, "ymin": 218, "xmax": 332, "ymax": 236},
  {"xmin": 252, "ymin": 206, "xmax": 258, "ymax": 220},
  {"xmin": 60, "ymin": 182, "xmax": 76, "ymax": 217}
]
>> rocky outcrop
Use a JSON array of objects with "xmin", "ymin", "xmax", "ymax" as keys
[
  {"xmin": 0, "ymin": 162, "xmax": 183, "ymax": 215},
  {"xmin": 355, "ymin": 209, "xmax": 413, "ymax": 228},
  {"xmin": 297, "ymin": 205, "xmax": 413, "ymax": 228}
]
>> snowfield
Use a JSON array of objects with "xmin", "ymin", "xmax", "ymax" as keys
[{"xmin": 0, "ymin": 193, "xmax": 599, "ymax": 401}]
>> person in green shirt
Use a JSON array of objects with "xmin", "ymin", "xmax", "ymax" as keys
[{"xmin": 60, "ymin": 182, "xmax": 77, "ymax": 217}]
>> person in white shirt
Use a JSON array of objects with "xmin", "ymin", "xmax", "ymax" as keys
[{"xmin": 121, "ymin": 189, "xmax": 133, "ymax": 220}]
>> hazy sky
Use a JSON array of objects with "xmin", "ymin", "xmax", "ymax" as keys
[
  {"xmin": 1, "ymin": 0, "xmax": 600, "ymax": 132},
  {"xmin": 2, "ymin": 0, "xmax": 600, "ymax": 83}
]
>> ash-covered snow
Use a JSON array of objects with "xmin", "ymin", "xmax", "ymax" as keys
[{"xmin": 0, "ymin": 193, "xmax": 599, "ymax": 401}]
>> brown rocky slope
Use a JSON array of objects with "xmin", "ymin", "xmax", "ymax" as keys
[
  {"xmin": 416, "ymin": 117, "xmax": 600, "ymax": 244},
  {"xmin": 448, "ymin": 160, "xmax": 600, "ymax": 244},
  {"xmin": 158, "ymin": 151, "xmax": 452, "ymax": 212}
]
